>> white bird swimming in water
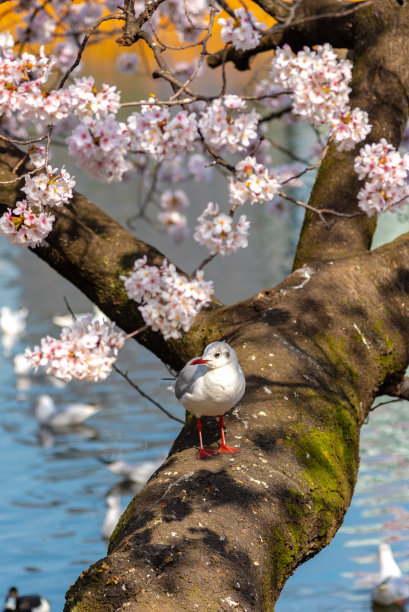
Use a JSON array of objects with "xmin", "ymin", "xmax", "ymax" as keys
[
  {"xmin": 372, "ymin": 543, "xmax": 409, "ymax": 606},
  {"xmin": 0, "ymin": 307, "xmax": 28, "ymax": 335},
  {"xmin": 52, "ymin": 304, "xmax": 107, "ymax": 328},
  {"xmin": 34, "ymin": 394, "xmax": 101, "ymax": 427},
  {"xmin": 102, "ymin": 458, "xmax": 160, "ymax": 483},
  {"xmin": 175, "ymin": 341, "xmax": 245, "ymax": 459},
  {"xmin": 3, "ymin": 586, "xmax": 50, "ymax": 612},
  {"xmin": 101, "ymin": 494, "xmax": 122, "ymax": 540}
]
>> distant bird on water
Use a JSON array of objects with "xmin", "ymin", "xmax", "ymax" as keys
[
  {"xmin": 101, "ymin": 494, "xmax": 122, "ymax": 540},
  {"xmin": 101, "ymin": 458, "xmax": 161, "ymax": 484},
  {"xmin": 3, "ymin": 586, "xmax": 50, "ymax": 612},
  {"xmin": 1, "ymin": 307, "xmax": 28, "ymax": 355},
  {"xmin": 0, "ymin": 307, "xmax": 28, "ymax": 336},
  {"xmin": 372, "ymin": 543, "xmax": 409, "ymax": 606},
  {"xmin": 34, "ymin": 394, "xmax": 101, "ymax": 427},
  {"xmin": 175, "ymin": 341, "xmax": 245, "ymax": 459}
]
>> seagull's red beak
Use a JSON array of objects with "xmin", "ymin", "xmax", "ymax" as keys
[{"xmin": 190, "ymin": 357, "xmax": 208, "ymax": 365}]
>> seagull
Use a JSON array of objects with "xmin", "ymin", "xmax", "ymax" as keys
[
  {"xmin": 13, "ymin": 353, "xmax": 34, "ymax": 376},
  {"xmin": 1, "ymin": 307, "xmax": 28, "ymax": 355},
  {"xmin": 101, "ymin": 494, "xmax": 122, "ymax": 540},
  {"xmin": 3, "ymin": 586, "xmax": 50, "ymax": 612},
  {"xmin": 52, "ymin": 304, "xmax": 107, "ymax": 328},
  {"xmin": 0, "ymin": 307, "xmax": 28, "ymax": 335},
  {"xmin": 175, "ymin": 341, "xmax": 245, "ymax": 459},
  {"xmin": 101, "ymin": 458, "xmax": 160, "ymax": 484},
  {"xmin": 34, "ymin": 394, "xmax": 101, "ymax": 427},
  {"xmin": 372, "ymin": 543, "xmax": 409, "ymax": 606}
]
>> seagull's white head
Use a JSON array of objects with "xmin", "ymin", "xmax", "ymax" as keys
[{"xmin": 190, "ymin": 341, "xmax": 238, "ymax": 371}]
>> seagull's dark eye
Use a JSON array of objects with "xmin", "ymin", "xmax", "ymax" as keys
[{"xmin": 214, "ymin": 352, "xmax": 221, "ymax": 358}]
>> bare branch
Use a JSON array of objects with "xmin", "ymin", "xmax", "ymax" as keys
[{"xmin": 381, "ymin": 377, "xmax": 409, "ymax": 401}]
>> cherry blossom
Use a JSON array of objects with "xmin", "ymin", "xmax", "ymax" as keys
[
  {"xmin": 160, "ymin": 189, "xmax": 190, "ymax": 211},
  {"xmin": 0, "ymin": 36, "xmax": 55, "ymax": 120},
  {"xmin": 194, "ymin": 202, "xmax": 250, "ymax": 255},
  {"xmin": 68, "ymin": 77, "xmax": 121, "ymax": 120},
  {"xmin": 270, "ymin": 44, "xmax": 371, "ymax": 150},
  {"xmin": 52, "ymin": 41, "xmax": 81, "ymax": 73},
  {"xmin": 219, "ymin": 7, "xmax": 265, "ymax": 51},
  {"xmin": 121, "ymin": 257, "xmax": 214, "ymax": 340},
  {"xmin": 22, "ymin": 166, "xmax": 75, "ymax": 208},
  {"xmin": 354, "ymin": 139, "xmax": 409, "ymax": 216},
  {"xmin": 126, "ymin": 101, "xmax": 198, "ymax": 161},
  {"xmin": 157, "ymin": 210, "xmax": 189, "ymax": 243},
  {"xmin": 0, "ymin": 200, "xmax": 55, "ymax": 248},
  {"xmin": 67, "ymin": 116, "xmax": 131, "ymax": 182},
  {"xmin": 229, "ymin": 156, "xmax": 280, "ymax": 206},
  {"xmin": 0, "ymin": 165, "xmax": 75, "ymax": 248},
  {"xmin": 160, "ymin": 0, "xmax": 209, "ymax": 42},
  {"xmin": 198, "ymin": 98, "xmax": 260, "ymax": 153},
  {"xmin": 187, "ymin": 153, "xmax": 213, "ymax": 182},
  {"xmin": 26, "ymin": 315, "xmax": 125, "ymax": 382}
]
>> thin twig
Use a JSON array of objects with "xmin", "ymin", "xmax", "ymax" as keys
[
  {"xmin": 113, "ymin": 364, "xmax": 184, "ymax": 424},
  {"xmin": 58, "ymin": 13, "xmax": 125, "ymax": 90},
  {"xmin": 370, "ymin": 398, "xmax": 402, "ymax": 411},
  {"xmin": 280, "ymin": 142, "xmax": 329, "ymax": 185}
]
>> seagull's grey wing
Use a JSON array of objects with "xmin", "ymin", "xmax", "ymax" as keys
[{"xmin": 174, "ymin": 363, "xmax": 197, "ymax": 400}]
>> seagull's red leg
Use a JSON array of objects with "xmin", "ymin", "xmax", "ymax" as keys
[
  {"xmin": 197, "ymin": 417, "xmax": 217, "ymax": 459},
  {"xmin": 218, "ymin": 415, "xmax": 241, "ymax": 454}
]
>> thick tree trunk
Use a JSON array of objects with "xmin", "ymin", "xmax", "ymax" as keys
[
  {"xmin": 61, "ymin": 236, "xmax": 409, "ymax": 612},
  {"xmin": 1, "ymin": 0, "xmax": 409, "ymax": 610}
]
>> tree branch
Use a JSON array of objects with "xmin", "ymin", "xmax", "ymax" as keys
[
  {"xmin": 64, "ymin": 232, "xmax": 409, "ymax": 611},
  {"xmin": 293, "ymin": 0, "xmax": 409, "ymax": 269},
  {"xmin": 0, "ymin": 142, "xmax": 222, "ymax": 371},
  {"xmin": 207, "ymin": 0, "xmax": 371, "ymax": 71}
]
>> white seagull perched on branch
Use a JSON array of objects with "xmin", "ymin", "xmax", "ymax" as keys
[
  {"xmin": 372, "ymin": 543, "xmax": 409, "ymax": 606},
  {"xmin": 175, "ymin": 341, "xmax": 245, "ymax": 459}
]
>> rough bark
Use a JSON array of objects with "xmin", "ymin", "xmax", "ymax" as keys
[
  {"xmin": 63, "ymin": 237, "xmax": 409, "ymax": 612},
  {"xmin": 1, "ymin": 0, "xmax": 409, "ymax": 610}
]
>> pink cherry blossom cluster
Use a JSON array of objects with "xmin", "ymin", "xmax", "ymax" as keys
[
  {"xmin": 0, "ymin": 166, "xmax": 75, "ymax": 248},
  {"xmin": 1, "ymin": 29, "xmax": 120, "ymax": 130},
  {"xmin": 0, "ymin": 33, "xmax": 55, "ymax": 120},
  {"xmin": 270, "ymin": 44, "xmax": 371, "ymax": 150},
  {"xmin": 126, "ymin": 102, "xmax": 198, "ymax": 161},
  {"xmin": 157, "ymin": 189, "xmax": 190, "ymax": 243},
  {"xmin": 229, "ymin": 156, "xmax": 280, "ymax": 205},
  {"xmin": 194, "ymin": 202, "xmax": 250, "ymax": 255},
  {"xmin": 26, "ymin": 314, "xmax": 125, "ymax": 382},
  {"xmin": 354, "ymin": 138, "xmax": 409, "ymax": 216},
  {"xmin": 0, "ymin": 200, "xmax": 54, "ymax": 248},
  {"xmin": 219, "ymin": 7, "xmax": 265, "ymax": 51},
  {"xmin": 121, "ymin": 257, "xmax": 214, "ymax": 340},
  {"xmin": 198, "ymin": 96, "xmax": 260, "ymax": 153},
  {"xmin": 68, "ymin": 76, "xmax": 121, "ymax": 120},
  {"xmin": 67, "ymin": 116, "xmax": 131, "ymax": 182},
  {"xmin": 22, "ymin": 165, "xmax": 76, "ymax": 207}
]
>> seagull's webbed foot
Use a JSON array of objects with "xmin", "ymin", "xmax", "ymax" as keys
[
  {"xmin": 218, "ymin": 443, "xmax": 241, "ymax": 454},
  {"xmin": 197, "ymin": 448, "xmax": 217, "ymax": 459}
]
